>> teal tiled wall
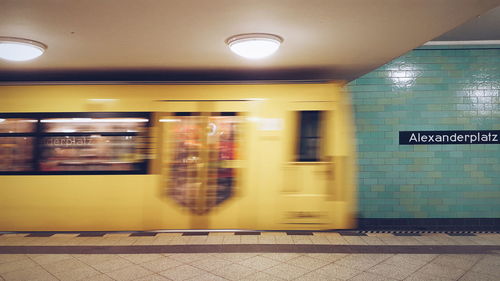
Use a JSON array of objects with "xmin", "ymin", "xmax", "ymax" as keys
[{"xmin": 348, "ymin": 45, "xmax": 500, "ymax": 219}]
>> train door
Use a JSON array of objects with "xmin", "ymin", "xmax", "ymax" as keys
[
  {"xmin": 157, "ymin": 101, "xmax": 248, "ymax": 229},
  {"xmin": 280, "ymin": 101, "xmax": 343, "ymax": 229}
]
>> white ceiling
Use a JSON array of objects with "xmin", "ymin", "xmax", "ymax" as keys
[
  {"xmin": 0, "ymin": 0, "xmax": 499, "ymax": 82},
  {"xmin": 433, "ymin": 5, "xmax": 500, "ymax": 41}
]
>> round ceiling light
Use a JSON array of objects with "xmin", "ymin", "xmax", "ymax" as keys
[
  {"xmin": 0, "ymin": 37, "xmax": 47, "ymax": 62},
  {"xmin": 226, "ymin": 33, "xmax": 283, "ymax": 59}
]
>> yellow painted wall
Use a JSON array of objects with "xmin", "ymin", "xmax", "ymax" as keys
[{"xmin": 0, "ymin": 83, "xmax": 357, "ymax": 231}]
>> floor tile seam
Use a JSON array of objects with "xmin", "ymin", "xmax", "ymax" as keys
[
  {"xmin": 368, "ymin": 259, "xmax": 421, "ymax": 276},
  {"xmin": 186, "ymin": 258, "xmax": 229, "ymax": 273},
  {"xmin": 282, "ymin": 255, "xmax": 332, "ymax": 271},
  {"xmin": 37, "ymin": 254, "xmax": 100, "ymax": 280},
  {"xmin": 0, "ymin": 263, "xmax": 40, "ymax": 279},
  {"xmin": 23, "ymin": 255, "xmax": 62, "ymax": 281},
  {"xmin": 261, "ymin": 260, "xmax": 308, "ymax": 280},
  {"xmin": 453, "ymin": 254, "xmax": 483, "ymax": 281},
  {"xmin": 422, "ymin": 235, "xmax": 452, "ymax": 245},
  {"xmin": 468, "ymin": 237, "xmax": 493, "ymax": 246},
  {"xmin": 448, "ymin": 236, "xmax": 481, "ymax": 245},
  {"xmin": 350, "ymin": 269, "xmax": 375, "ymax": 281},
  {"xmin": 313, "ymin": 259, "xmax": 360, "ymax": 279},
  {"xmin": 414, "ymin": 253, "xmax": 447, "ymax": 280},
  {"xmin": 157, "ymin": 264, "xmax": 209, "ymax": 281},
  {"xmin": 389, "ymin": 252, "xmax": 438, "ymax": 280},
  {"xmin": 87, "ymin": 254, "xmax": 139, "ymax": 278},
  {"xmin": 235, "ymin": 261, "xmax": 272, "ymax": 279},
  {"xmin": 111, "ymin": 255, "xmax": 160, "ymax": 273},
  {"xmin": 359, "ymin": 236, "xmax": 388, "ymax": 245},
  {"xmin": 0, "ymin": 256, "xmax": 40, "ymax": 275},
  {"xmin": 468, "ymin": 265, "xmax": 500, "ymax": 279},
  {"xmin": 338, "ymin": 251, "xmax": 395, "ymax": 276},
  {"xmin": 467, "ymin": 254, "xmax": 497, "ymax": 271},
  {"xmin": 364, "ymin": 269, "xmax": 415, "ymax": 281},
  {"xmin": 196, "ymin": 261, "xmax": 254, "ymax": 281},
  {"xmin": 106, "ymin": 263, "xmax": 154, "ymax": 281},
  {"xmin": 0, "ymin": 256, "xmax": 29, "ymax": 266},
  {"xmin": 201, "ymin": 268, "xmax": 232, "ymax": 281},
  {"xmin": 70, "ymin": 254, "xmax": 107, "ymax": 267},
  {"xmin": 288, "ymin": 257, "xmax": 335, "ymax": 278}
]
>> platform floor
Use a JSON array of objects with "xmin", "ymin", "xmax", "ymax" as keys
[{"xmin": 0, "ymin": 231, "xmax": 499, "ymax": 281}]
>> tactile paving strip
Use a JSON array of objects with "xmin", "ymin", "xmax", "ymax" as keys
[{"xmin": 1, "ymin": 244, "xmax": 499, "ymax": 255}]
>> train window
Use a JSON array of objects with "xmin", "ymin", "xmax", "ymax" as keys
[
  {"xmin": 41, "ymin": 117, "xmax": 147, "ymax": 133},
  {"xmin": 0, "ymin": 113, "xmax": 150, "ymax": 175},
  {"xmin": 0, "ymin": 118, "xmax": 37, "ymax": 171},
  {"xmin": 297, "ymin": 111, "xmax": 323, "ymax": 161},
  {"xmin": 0, "ymin": 118, "xmax": 37, "ymax": 133}
]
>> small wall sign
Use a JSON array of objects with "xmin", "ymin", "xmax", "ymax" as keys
[{"xmin": 399, "ymin": 130, "xmax": 500, "ymax": 145}]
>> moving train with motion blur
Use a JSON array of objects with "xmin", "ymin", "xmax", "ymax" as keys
[{"xmin": 0, "ymin": 83, "xmax": 357, "ymax": 231}]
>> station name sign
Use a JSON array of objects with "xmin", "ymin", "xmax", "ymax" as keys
[
  {"xmin": 399, "ymin": 130, "xmax": 500, "ymax": 145},
  {"xmin": 44, "ymin": 136, "xmax": 96, "ymax": 146}
]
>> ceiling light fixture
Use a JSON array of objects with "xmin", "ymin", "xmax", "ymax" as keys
[
  {"xmin": 0, "ymin": 37, "xmax": 47, "ymax": 61},
  {"xmin": 226, "ymin": 33, "xmax": 283, "ymax": 59}
]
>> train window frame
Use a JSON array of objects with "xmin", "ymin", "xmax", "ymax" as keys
[
  {"xmin": 0, "ymin": 117, "xmax": 38, "ymax": 172},
  {"xmin": 296, "ymin": 110, "xmax": 323, "ymax": 162},
  {"xmin": 0, "ymin": 112, "xmax": 151, "ymax": 175}
]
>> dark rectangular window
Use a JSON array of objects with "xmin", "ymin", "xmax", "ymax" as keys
[
  {"xmin": 297, "ymin": 111, "xmax": 322, "ymax": 162},
  {"xmin": 0, "ymin": 118, "xmax": 37, "ymax": 171},
  {"xmin": 0, "ymin": 112, "xmax": 150, "ymax": 175}
]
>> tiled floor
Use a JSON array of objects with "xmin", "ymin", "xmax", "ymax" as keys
[{"xmin": 0, "ymin": 232, "xmax": 499, "ymax": 281}]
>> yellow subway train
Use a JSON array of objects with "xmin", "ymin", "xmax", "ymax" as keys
[{"xmin": 0, "ymin": 83, "xmax": 357, "ymax": 231}]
